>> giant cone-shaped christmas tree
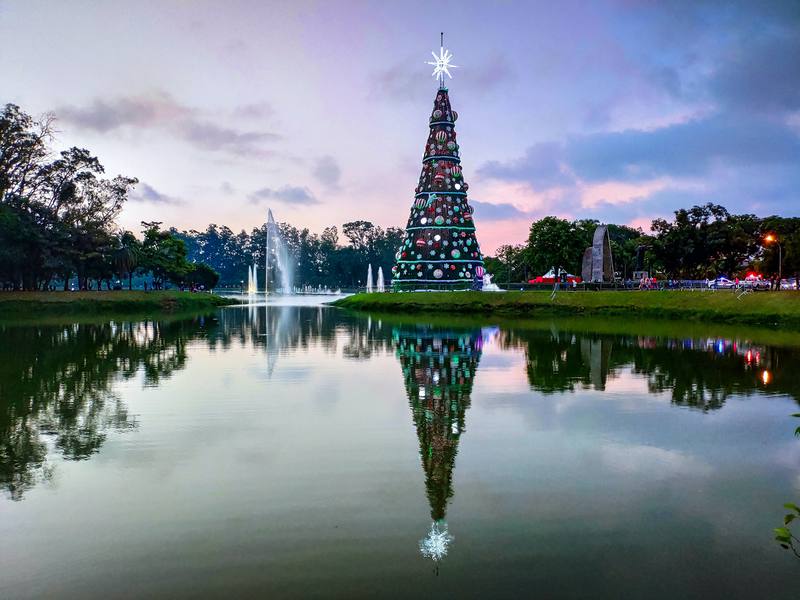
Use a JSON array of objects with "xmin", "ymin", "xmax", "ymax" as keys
[
  {"xmin": 392, "ymin": 325, "xmax": 483, "ymax": 563},
  {"xmin": 392, "ymin": 44, "xmax": 484, "ymax": 290}
]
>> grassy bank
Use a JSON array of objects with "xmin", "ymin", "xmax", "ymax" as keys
[
  {"xmin": 0, "ymin": 291, "xmax": 236, "ymax": 317},
  {"xmin": 334, "ymin": 290, "xmax": 800, "ymax": 328}
]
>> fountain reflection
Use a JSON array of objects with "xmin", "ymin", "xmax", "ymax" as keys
[{"xmin": 392, "ymin": 325, "xmax": 484, "ymax": 568}]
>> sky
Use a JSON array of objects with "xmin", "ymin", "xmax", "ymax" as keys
[{"xmin": 1, "ymin": 0, "xmax": 799, "ymax": 253}]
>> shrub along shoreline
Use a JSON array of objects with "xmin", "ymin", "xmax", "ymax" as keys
[
  {"xmin": 0, "ymin": 291, "xmax": 236, "ymax": 316},
  {"xmin": 333, "ymin": 290, "xmax": 800, "ymax": 329}
]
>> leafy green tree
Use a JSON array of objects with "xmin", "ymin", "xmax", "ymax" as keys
[
  {"xmin": 139, "ymin": 222, "xmax": 190, "ymax": 288},
  {"xmin": 0, "ymin": 104, "xmax": 52, "ymax": 202},
  {"xmin": 775, "ymin": 413, "xmax": 800, "ymax": 559},
  {"xmin": 114, "ymin": 231, "xmax": 141, "ymax": 290},
  {"xmin": 187, "ymin": 263, "xmax": 220, "ymax": 289},
  {"xmin": 606, "ymin": 225, "xmax": 647, "ymax": 279},
  {"xmin": 0, "ymin": 104, "xmax": 136, "ymax": 290},
  {"xmin": 651, "ymin": 204, "xmax": 760, "ymax": 278},
  {"xmin": 523, "ymin": 217, "xmax": 590, "ymax": 276},
  {"xmin": 486, "ymin": 244, "xmax": 526, "ymax": 284},
  {"xmin": 759, "ymin": 217, "xmax": 800, "ymax": 280}
]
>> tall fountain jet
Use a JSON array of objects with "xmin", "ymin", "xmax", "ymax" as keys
[
  {"xmin": 376, "ymin": 267, "xmax": 385, "ymax": 293},
  {"xmin": 366, "ymin": 264, "xmax": 373, "ymax": 293},
  {"xmin": 247, "ymin": 264, "xmax": 257, "ymax": 296},
  {"xmin": 265, "ymin": 209, "xmax": 294, "ymax": 294}
]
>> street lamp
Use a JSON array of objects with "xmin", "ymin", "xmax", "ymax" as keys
[{"xmin": 764, "ymin": 233, "xmax": 782, "ymax": 288}]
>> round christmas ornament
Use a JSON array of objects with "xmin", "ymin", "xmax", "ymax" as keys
[
  {"xmin": 435, "ymin": 131, "xmax": 447, "ymax": 143},
  {"xmin": 433, "ymin": 269, "xmax": 443, "ymax": 279},
  {"xmin": 433, "ymin": 109, "xmax": 442, "ymax": 119}
]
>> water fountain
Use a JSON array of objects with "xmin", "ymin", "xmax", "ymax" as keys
[
  {"xmin": 376, "ymin": 267, "xmax": 385, "ymax": 293},
  {"xmin": 247, "ymin": 264, "xmax": 257, "ymax": 296},
  {"xmin": 265, "ymin": 209, "xmax": 294, "ymax": 294},
  {"xmin": 366, "ymin": 264, "xmax": 373, "ymax": 293}
]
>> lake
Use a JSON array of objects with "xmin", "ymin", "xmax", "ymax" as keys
[{"xmin": 1, "ymin": 297, "xmax": 799, "ymax": 598}]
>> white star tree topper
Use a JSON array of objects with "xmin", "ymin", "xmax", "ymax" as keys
[
  {"xmin": 426, "ymin": 34, "xmax": 458, "ymax": 85},
  {"xmin": 419, "ymin": 521, "xmax": 454, "ymax": 562}
]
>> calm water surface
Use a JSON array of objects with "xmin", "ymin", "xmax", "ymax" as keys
[{"xmin": 1, "ymin": 299, "xmax": 799, "ymax": 598}]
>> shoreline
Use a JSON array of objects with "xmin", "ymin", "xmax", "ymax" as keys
[
  {"xmin": 0, "ymin": 291, "xmax": 237, "ymax": 317},
  {"xmin": 333, "ymin": 290, "xmax": 800, "ymax": 329}
]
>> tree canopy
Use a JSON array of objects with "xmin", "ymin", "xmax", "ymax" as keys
[
  {"xmin": 0, "ymin": 104, "xmax": 216, "ymax": 290},
  {"xmin": 486, "ymin": 204, "xmax": 792, "ymax": 282}
]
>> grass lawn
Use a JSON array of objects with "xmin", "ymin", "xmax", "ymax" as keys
[
  {"xmin": 334, "ymin": 290, "xmax": 800, "ymax": 328},
  {"xmin": 0, "ymin": 290, "xmax": 236, "ymax": 317}
]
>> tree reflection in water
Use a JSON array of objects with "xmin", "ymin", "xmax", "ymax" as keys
[
  {"xmin": 393, "ymin": 325, "xmax": 484, "ymax": 569},
  {"xmin": 3, "ymin": 307, "xmax": 799, "ymax": 509},
  {"xmin": 504, "ymin": 329, "xmax": 800, "ymax": 411},
  {"xmin": 0, "ymin": 317, "xmax": 213, "ymax": 500}
]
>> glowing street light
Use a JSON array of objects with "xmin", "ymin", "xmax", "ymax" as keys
[{"xmin": 763, "ymin": 233, "xmax": 782, "ymax": 286}]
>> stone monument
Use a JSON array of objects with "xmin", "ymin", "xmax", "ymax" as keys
[{"xmin": 581, "ymin": 225, "xmax": 615, "ymax": 283}]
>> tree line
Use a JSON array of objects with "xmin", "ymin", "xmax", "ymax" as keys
[
  {"xmin": 3, "ymin": 103, "xmax": 796, "ymax": 291},
  {"xmin": 0, "ymin": 104, "xmax": 404, "ymax": 291},
  {"xmin": 0, "ymin": 104, "xmax": 221, "ymax": 291},
  {"xmin": 485, "ymin": 204, "xmax": 799, "ymax": 283},
  {"xmin": 174, "ymin": 220, "xmax": 403, "ymax": 289}
]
